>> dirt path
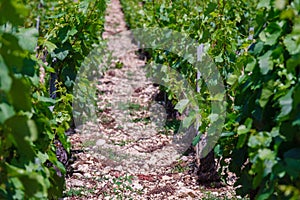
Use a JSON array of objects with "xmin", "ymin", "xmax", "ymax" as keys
[{"xmin": 64, "ymin": 0, "xmax": 236, "ymax": 199}]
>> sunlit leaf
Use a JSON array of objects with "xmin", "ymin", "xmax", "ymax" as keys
[
  {"xmin": 0, "ymin": 103, "xmax": 15, "ymax": 124},
  {"xmin": 174, "ymin": 99, "xmax": 189, "ymax": 113},
  {"xmin": 283, "ymin": 34, "xmax": 300, "ymax": 55},
  {"xmin": 258, "ymin": 50, "xmax": 273, "ymax": 75},
  {"xmin": 278, "ymin": 88, "xmax": 294, "ymax": 119},
  {"xmin": 16, "ymin": 28, "xmax": 38, "ymax": 52}
]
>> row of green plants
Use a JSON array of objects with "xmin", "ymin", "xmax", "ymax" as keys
[
  {"xmin": 120, "ymin": 0, "xmax": 300, "ymax": 199},
  {"xmin": 0, "ymin": 0, "xmax": 106, "ymax": 198}
]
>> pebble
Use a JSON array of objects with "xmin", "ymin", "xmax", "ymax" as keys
[
  {"xmin": 78, "ymin": 164, "xmax": 89, "ymax": 172},
  {"xmin": 161, "ymin": 175, "xmax": 171, "ymax": 181},
  {"xmin": 177, "ymin": 181, "xmax": 184, "ymax": 187},
  {"xmin": 96, "ymin": 139, "xmax": 106, "ymax": 146},
  {"xmin": 211, "ymin": 192, "xmax": 219, "ymax": 196},
  {"xmin": 84, "ymin": 173, "xmax": 92, "ymax": 178},
  {"xmin": 103, "ymin": 166, "xmax": 110, "ymax": 174},
  {"xmin": 181, "ymin": 156, "xmax": 188, "ymax": 162},
  {"xmin": 72, "ymin": 179, "xmax": 84, "ymax": 187},
  {"xmin": 132, "ymin": 182, "xmax": 143, "ymax": 190},
  {"xmin": 73, "ymin": 173, "xmax": 83, "ymax": 178},
  {"xmin": 95, "ymin": 171, "xmax": 101, "ymax": 176},
  {"xmin": 115, "ymin": 165, "xmax": 123, "ymax": 171},
  {"xmin": 86, "ymin": 153, "xmax": 91, "ymax": 158}
]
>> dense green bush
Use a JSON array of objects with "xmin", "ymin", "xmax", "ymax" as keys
[
  {"xmin": 0, "ymin": 0, "xmax": 106, "ymax": 198},
  {"xmin": 225, "ymin": 1, "xmax": 300, "ymax": 199}
]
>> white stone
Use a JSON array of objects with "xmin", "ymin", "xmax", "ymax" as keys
[
  {"xmin": 177, "ymin": 181, "xmax": 184, "ymax": 187},
  {"xmin": 72, "ymin": 179, "xmax": 84, "ymax": 187},
  {"xmin": 73, "ymin": 173, "xmax": 83, "ymax": 178},
  {"xmin": 161, "ymin": 175, "xmax": 171, "ymax": 181},
  {"xmin": 103, "ymin": 166, "xmax": 110, "ymax": 174},
  {"xmin": 115, "ymin": 165, "xmax": 123, "ymax": 171},
  {"xmin": 181, "ymin": 156, "xmax": 188, "ymax": 162},
  {"xmin": 212, "ymin": 192, "xmax": 219, "ymax": 196},
  {"xmin": 96, "ymin": 139, "xmax": 106, "ymax": 146},
  {"xmin": 95, "ymin": 171, "xmax": 101, "ymax": 176},
  {"xmin": 78, "ymin": 164, "xmax": 89, "ymax": 172},
  {"xmin": 132, "ymin": 182, "xmax": 143, "ymax": 190},
  {"xmin": 84, "ymin": 173, "xmax": 92, "ymax": 178}
]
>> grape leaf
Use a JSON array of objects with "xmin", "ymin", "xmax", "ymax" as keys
[
  {"xmin": 278, "ymin": 88, "xmax": 294, "ymax": 119},
  {"xmin": 174, "ymin": 99, "xmax": 189, "ymax": 113}
]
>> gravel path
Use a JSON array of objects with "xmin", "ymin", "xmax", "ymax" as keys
[{"xmin": 64, "ymin": 0, "xmax": 237, "ymax": 199}]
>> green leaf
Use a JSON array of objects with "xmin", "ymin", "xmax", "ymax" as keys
[
  {"xmin": 45, "ymin": 66, "xmax": 56, "ymax": 73},
  {"xmin": 273, "ymin": 163, "xmax": 286, "ymax": 178},
  {"xmin": 192, "ymin": 133, "xmax": 202, "ymax": 146},
  {"xmin": 257, "ymin": 0, "xmax": 271, "ymax": 9},
  {"xmin": 280, "ymin": 8, "xmax": 295, "ymax": 20},
  {"xmin": 284, "ymin": 158, "xmax": 300, "ymax": 179},
  {"xmin": 0, "ymin": 61, "xmax": 12, "ymax": 92},
  {"xmin": 237, "ymin": 125, "xmax": 249, "ymax": 135},
  {"xmin": 259, "ymin": 83, "xmax": 274, "ymax": 108},
  {"xmin": 227, "ymin": 74, "xmax": 238, "ymax": 86},
  {"xmin": 258, "ymin": 148, "xmax": 275, "ymax": 160},
  {"xmin": 46, "ymin": 12, "xmax": 66, "ymax": 19},
  {"xmin": 48, "ymin": 151, "xmax": 66, "ymax": 175},
  {"xmin": 182, "ymin": 114, "xmax": 195, "ymax": 128},
  {"xmin": 283, "ymin": 34, "xmax": 300, "ymax": 55},
  {"xmin": 275, "ymin": 0, "xmax": 286, "ymax": 10},
  {"xmin": 258, "ymin": 148, "xmax": 276, "ymax": 176},
  {"xmin": 16, "ymin": 28, "xmax": 38, "ymax": 52},
  {"xmin": 0, "ymin": 33, "xmax": 25, "ymax": 69},
  {"xmin": 51, "ymin": 49, "xmax": 69, "ymax": 61},
  {"xmin": 27, "ymin": 119, "xmax": 38, "ymax": 141},
  {"xmin": 278, "ymin": 88, "xmax": 294, "ymax": 119},
  {"xmin": 33, "ymin": 93, "xmax": 56, "ymax": 104},
  {"xmin": 10, "ymin": 78, "xmax": 32, "ymax": 111},
  {"xmin": 245, "ymin": 118, "xmax": 253, "ymax": 129},
  {"xmin": 253, "ymin": 166, "xmax": 263, "ymax": 188},
  {"xmin": 204, "ymin": 2, "xmax": 218, "ymax": 15},
  {"xmin": 174, "ymin": 99, "xmax": 189, "ymax": 113},
  {"xmin": 258, "ymin": 50, "xmax": 273, "ymax": 75},
  {"xmin": 248, "ymin": 131, "xmax": 272, "ymax": 148},
  {"xmin": 68, "ymin": 28, "xmax": 78, "ymax": 36},
  {"xmin": 284, "ymin": 148, "xmax": 300, "ymax": 160},
  {"xmin": 270, "ymin": 127, "xmax": 280, "ymax": 138},
  {"xmin": 208, "ymin": 113, "xmax": 219, "ymax": 123},
  {"xmin": 62, "ymin": 28, "xmax": 78, "ymax": 43},
  {"xmin": 215, "ymin": 53, "xmax": 224, "ymax": 63},
  {"xmin": 245, "ymin": 57, "xmax": 256, "ymax": 72},
  {"xmin": 37, "ymin": 152, "xmax": 49, "ymax": 163},
  {"xmin": 57, "ymin": 26, "xmax": 69, "ymax": 44},
  {"xmin": 0, "ymin": 103, "xmax": 15, "ymax": 124},
  {"xmin": 0, "ymin": 0, "xmax": 28, "ymax": 25},
  {"xmin": 5, "ymin": 115, "xmax": 37, "ymax": 159},
  {"xmin": 237, "ymin": 134, "xmax": 247, "ymax": 149},
  {"xmin": 287, "ymin": 54, "xmax": 300, "ymax": 74},
  {"xmin": 259, "ymin": 22, "xmax": 282, "ymax": 46},
  {"xmin": 252, "ymin": 41, "xmax": 264, "ymax": 55},
  {"xmin": 21, "ymin": 58, "xmax": 36, "ymax": 76},
  {"xmin": 43, "ymin": 41, "xmax": 58, "ymax": 52},
  {"xmin": 6, "ymin": 163, "xmax": 26, "ymax": 176},
  {"xmin": 19, "ymin": 175, "xmax": 45, "ymax": 198},
  {"xmin": 220, "ymin": 132, "xmax": 235, "ymax": 137},
  {"xmin": 9, "ymin": 178, "xmax": 24, "ymax": 199}
]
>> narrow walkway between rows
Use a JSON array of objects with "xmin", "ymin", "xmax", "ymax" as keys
[{"xmin": 65, "ymin": 0, "xmax": 235, "ymax": 199}]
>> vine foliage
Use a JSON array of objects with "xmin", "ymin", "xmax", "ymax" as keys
[
  {"xmin": 0, "ymin": 0, "xmax": 106, "ymax": 198},
  {"xmin": 120, "ymin": 0, "xmax": 300, "ymax": 199}
]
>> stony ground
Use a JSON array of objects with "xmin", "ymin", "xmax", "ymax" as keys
[{"xmin": 64, "ymin": 0, "xmax": 239, "ymax": 199}]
